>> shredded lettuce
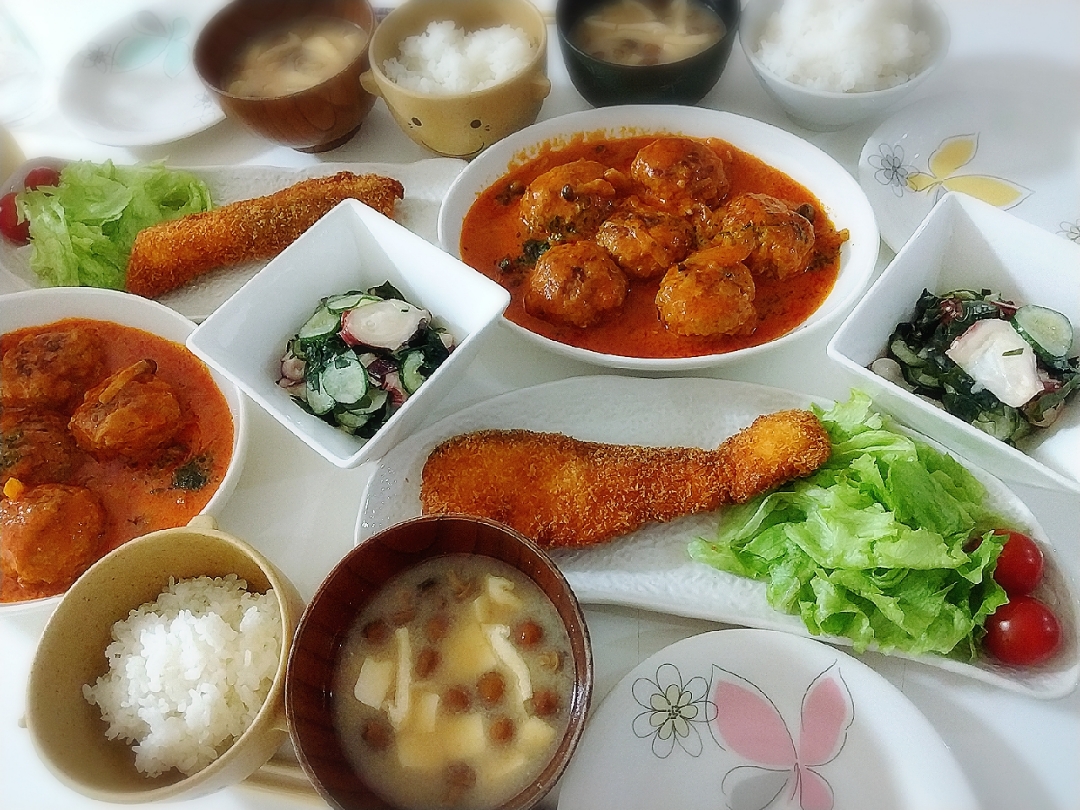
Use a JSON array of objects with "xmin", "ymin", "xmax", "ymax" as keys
[
  {"xmin": 688, "ymin": 391, "xmax": 1010, "ymax": 659},
  {"xmin": 16, "ymin": 160, "xmax": 212, "ymax": 289}
]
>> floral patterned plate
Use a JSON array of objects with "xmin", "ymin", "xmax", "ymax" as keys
[
  {"xmin": 57, "ymin": 0, "xmax": 225, "ymax": 146},
  {"xmin": 858, "ymin": 89, "xmax": 1080, "ymax": 253},
  {"xmin": 557, "ymin": 628, "xmax": 978, "ymax": 810}
]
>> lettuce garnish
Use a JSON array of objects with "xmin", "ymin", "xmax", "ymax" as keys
[
  {"xmin": 16, "ymin": 160, "xmax": 212, "ymax": 289},
  {"xmin": 688, "ymin": 391, "xmax": 1010, "ymax": 659}
]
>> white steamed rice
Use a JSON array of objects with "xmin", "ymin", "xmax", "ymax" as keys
[
  {"xmin": 383, "ymin": 21, "xmax": 534, "ymax": 94},
  {"xmin": 756, "ymin": 0, "xmax": 932, "ymax": 92},
  {"xmin": 83, "ymin": 575, "xmax": 281, "ymax": 777}
]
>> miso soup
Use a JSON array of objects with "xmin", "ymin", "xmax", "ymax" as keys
[
  {"xmin": 572, "ymin": 0, "xmax": 725, "ymax": 66},
  {"xmin": 332, "ymin": 554, "xmax": 575, "ymax": 810}
]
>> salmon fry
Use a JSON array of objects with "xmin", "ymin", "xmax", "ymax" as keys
[{"xmin": 419, "ymin": 409, "xmax": 831, "ymax": 549}]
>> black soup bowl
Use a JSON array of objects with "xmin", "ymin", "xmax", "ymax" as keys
[{"xmin": 556, "ymin": 0, "xmax": 740, "ymax": 106}]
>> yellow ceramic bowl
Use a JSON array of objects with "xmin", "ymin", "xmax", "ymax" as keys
[
  {"xmin": 25, "ymin": 517, "xmax": 304, "ymax": 803},
  {"xmin": 361, "ymin": 0, "xmax": 550, "ymax": 159}
]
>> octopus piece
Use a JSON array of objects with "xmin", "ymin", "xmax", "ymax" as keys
[
  {"xmin": 524, "ymin": 241, "xmax": 628, "ymax": 328},
  {"xmin": 594, "ymin": 207, "xmax": 697, "ymax": 279},
  {"xmin": 0, "ymin": 409, "xmax": 81, "ymax": 486},
  {"xmin": 520, "ymin": 159, "xmax": 622, "ymax": 243},
  {"xmin": 630, "ymin": 137, "xmax": 730, "ymax": 209},
  {"xmin": 713, "ymin": 193, "xmax": 816, "ymax": 279},
  {"xmin": 420, "ymin": 410, "xmax": 833, "ymax": 549},
  {"xmin": 0, "ymin": 325, "xmax": 106, "ymax": 412},
  {"xmin": 69, "ymin": 359, "xmax": 182, "ymax": 461},
  {"xmin": 656, "ymin": 244, "xmax": 757, "ymax": 337},
  {"xmin": 0, "ymin": 483, "xmax": 106, "ymax": 594}
]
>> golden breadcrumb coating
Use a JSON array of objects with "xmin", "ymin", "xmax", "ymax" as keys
[
  {"xmin": 419, "ymin": 409, "xmax": 831, "ymax": 549},
  {"xmin": 125, "ymin": 172, "xmax": 404, "ymax": 298}
]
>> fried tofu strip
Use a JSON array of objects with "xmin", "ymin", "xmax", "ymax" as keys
[
  {"xmin": 420, "ymin": 409, "xmax": 831, "ymax": 549},
  {"xmin": 125, "ymin": 172, "xmax": 405, "ymax": 298}
]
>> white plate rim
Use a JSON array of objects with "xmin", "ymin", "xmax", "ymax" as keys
[
  {"xmin": 355, "ymin": 374, "xmax": 1079, "ymax": 699},
  {"xmin": 56, "ymin": 0, "xmax": 226, "ymax": 147},
  {"xmin": 556, "ymin": 627, "xmax": 979, "ymax": 810},
  {"xmin": 437, "ymin": 104, "xmax": 880, "ymax": 371}
]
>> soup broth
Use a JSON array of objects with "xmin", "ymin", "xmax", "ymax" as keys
[
  {"xmin": 332, "ymin": 554, "xmax": 575, "ymax": 810},
  {"xmin": 572, "ymin": 0, "xmax": 725, "ymax": 66},
  {"xmin": 225, "ymin": 16, "xmax": 368, "ymax": 98}
]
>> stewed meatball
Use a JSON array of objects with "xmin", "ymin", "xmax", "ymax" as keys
[
  {"xmin": 630, "ymin": 137, "xmax": 730, "ymax": 209},
  {"xmin": 713, "ymin": 193, "xmax": 816, "ymax": 279},
  {"xmin": 69, "ymin": 359, "xmax": 182, "ymax": 461},
  {"xmin": 0, "ymin": 483, "xmax": 106, "ymax": 594},
  {"xmin": 525, "ymin": 242, "xmax": 628, "ymax": 328},
  {"xmin": 520, "ymin": 159, "xmax": 623, "ymax": 243},
  {"xmin": 0, "ymin": 409, "xmax": 81, "ymax": 486},
  {"xmin": 1, "ymin": 326, "xmax": 106, "ymax": 412},
  {"xmin": 655, "ymin": 245, "xmax": 757, "ymax": 337},
  {"xmin": 594, "ymin": 207, "xmax": 696, "ymax": 279}
]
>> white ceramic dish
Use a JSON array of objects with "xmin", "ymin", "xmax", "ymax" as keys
[
  {"xmin": 557, "ymin": 628, "xmax": 978, "ymax": 810},
  {"xmin": 0, "ymin": 157, "xmax": 466, "ymax": 321},
  {"xmin": 739, "ymin": 0, "xmax": 950, "ymax": 132},
  {"xmin": 356, "ymin": 375, "xmax": 1079, "ymax": 699},
  {"xmin": 827, "ymin": 192, "xmax": 1080, "ymax": 495},
  {"xmin": 859, "ymin": 89, "xmax": 1080, "ymax": 253},
  {"xmin": 186, "ymin": 199, "xmax": 510, "ymax": 470},
  {"xmin": 0, "ymin": 287, "xmax": 249, "ymax": 615},
  {"xmin": 437, "ymin": 105, "xmax": 880, "ymax": 371},
  {"xmin": 57, "ymin": 0, "xmax": 225, "ymax": 146}
]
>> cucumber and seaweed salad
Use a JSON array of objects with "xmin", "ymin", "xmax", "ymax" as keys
[
  {"xmin": 277, "ymin": 283, "xmax": 453, "ymax": 438},
  {"xmin": 881, "ymin": 288, "xmax": 1079, "ymax": 444}
]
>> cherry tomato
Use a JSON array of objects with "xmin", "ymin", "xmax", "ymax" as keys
[
  {"xmin": 992, "ymin": 530, "xmax": 1045, "ymax": 595},
  {"xmin": 0, "ymin": 191, "xmax": 30, "ymax": 245},
  {"xmin": 983, "ymin": 595, "xmax": 1062, "ymax": 666},
  {"xmin": 22, "ymin": 166, "xmax": 62, "ymax": 190}
]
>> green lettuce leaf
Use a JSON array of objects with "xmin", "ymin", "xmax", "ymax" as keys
[
  {"xmin": 688, "ymin": 391, "xmax": 1010, "ymax": 659},
  {"xmin": 16, "ymin": 160, "xmax": 212, "ymax": 289}
]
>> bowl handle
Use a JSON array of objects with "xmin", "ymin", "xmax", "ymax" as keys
[
  {"xmin": 359, "ymin": 70, "xmax": 382, "ymax": 98},
  {"xmin": 532, "ymin": 74, "xmax": 551, "ymax": 101}
]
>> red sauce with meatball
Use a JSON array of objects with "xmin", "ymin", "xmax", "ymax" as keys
[
  {"xmin": 459, "ymin": 135, "xmax": 847, "ymax": 358},
  {"xmin": 0, "ymin": 318, "xmax": 233, "ymax": 602}
]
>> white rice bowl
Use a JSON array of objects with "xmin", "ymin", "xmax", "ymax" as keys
[
  {"xmin": 83, "ymin": 575, "xmax": 282, "ymax": 777},
  {"xmin": 756, "ymin": 0, "xmax": 931, "ymax": 92},
  {"xmin": 383, "ymin": 20, "xmax": 534, "ymax": 94}
]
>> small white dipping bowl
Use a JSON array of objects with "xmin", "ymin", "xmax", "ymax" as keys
[
  {"xmin": 0, "ymin": 287, "xmax": 248, "ymax": 615},
  {"xmin": 740, "ymin": 0, "xmax": 950, "ymax": 131},
  {"xmin": 187, "ymin": 199, "xmax": 510, "ymax": 469},
  {"xmin": 438, "ymin": 105, "xmax": 880, "ymax": 371},
  {"xmin": 827, "ymin": 192, "xmax": 1080, "ymax": 494}
]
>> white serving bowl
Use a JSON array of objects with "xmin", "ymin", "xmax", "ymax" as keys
[
  {"xmin": 827, "ymin": 192, "xmax": 1080, "ymax": 494},
  {"xmin": 0, "ymin": 287, "xmax": 248, "ymax": 615},
  {"xmin": 187, "ymin": 199, "xmax": 510, "ymax": 469},
  {"xmin": 438, "ymin": 105, "xmax": 880, "ymax": 371},
  {"xmin": 740, "ymin": 0, "xmax": 950, "ymax": 131}
]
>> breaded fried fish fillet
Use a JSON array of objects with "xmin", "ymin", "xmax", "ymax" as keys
[
  {"xmin": 420, "ymin": 409, "xmax": 831, "ymax": 549},
  {"xmin": 125, "ymin": 172, "xmax": 404, "ymax": 298}
]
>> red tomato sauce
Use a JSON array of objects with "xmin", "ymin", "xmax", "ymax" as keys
[
  {"xmin": 0, "ymin": 318, "xmax": 234, "ymax": 602},
  {"xmin": 460, "ymin": 136, "xmax": 844, "ymax": 358}
]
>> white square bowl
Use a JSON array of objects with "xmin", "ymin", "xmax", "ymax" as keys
[
  {"xmin": 187, "ymin": 200, "xmax": 510, "ymax": 469},
  {"xmin": 827, "ymin": 192, "xmax": 1080, "ymax": 493}
]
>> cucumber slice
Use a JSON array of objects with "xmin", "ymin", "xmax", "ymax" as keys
[
  {"xmin": 1012, "ymin": 304, "xmax": 1073, "ymax": 362},
  {"xmin": 325, "ymin": 292, "xmax": 379, "ymax": 313},
  {"xmin": 297, "ymin": 306, "xmax": 341, "ymax": 341},
  {"xmin": 400, "ymin": 350, "xmax": 427, "ymax": 394},
  {"xmin": 345, "ymin": 388, "xmax": 388, "ymax": 415},
  {"xmin": 304, "ymin": 378, "xmax": 335, "ymax": 416},
  {"xmin": 334, "ymin": 409, "xmax": 370, "ymax": 433},
  {"xmin": 320, "ymin": 352, "xmax": 369, "ymax": 406}
]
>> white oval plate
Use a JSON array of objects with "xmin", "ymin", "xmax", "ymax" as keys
[
  {"xmin": 57, "ymin": 0, "xmax": 225, "ymax": 146},
  {"xmin": 437, "ymin": 105, "xmax": 880, "ymax": 371},
  {"xmin": 558, "ymin": 628, "xmax": 978, "ymax": 810},
  {"xmin": 356, "ymin": 375, "xmax": 1079, "ymax": 699},
  {"xmin": 0, "ymin": 157, "xmax": 465, "ymax": 321},
  {"xmin": 859, "ymin": 89, "xmax": 1080, "ymax": 253}
]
